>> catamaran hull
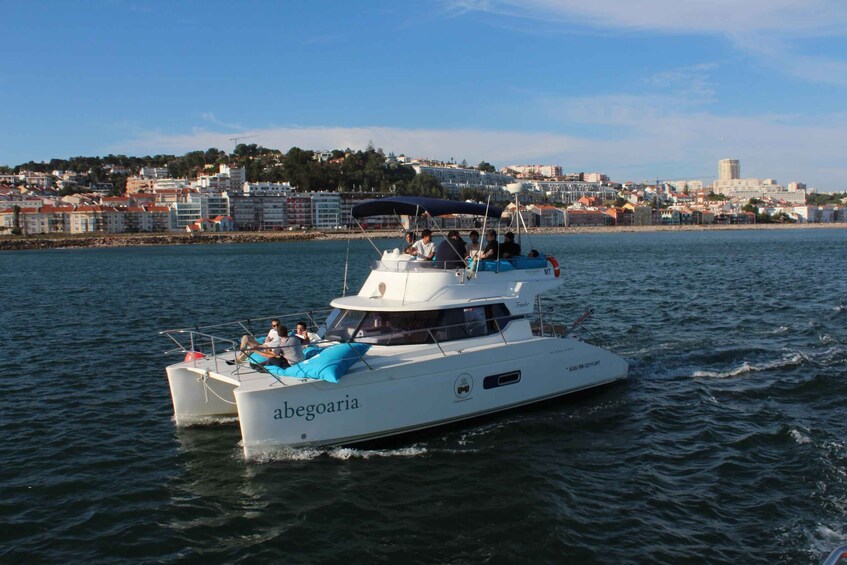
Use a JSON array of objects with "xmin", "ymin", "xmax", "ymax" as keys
[
  {"xmin": 234, "ymin": 339, "xmax": 627, "ymax": 458},
  {"xmin": 167, "ymin": 366, "xmax": 238, "ymax": 425}
]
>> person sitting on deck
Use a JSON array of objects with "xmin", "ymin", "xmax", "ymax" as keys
[
  {"xmin": 528, "ymin": 249, "xmax": 540, "ymax": 257},
  {"xmin": 403, "ymin": 231, "xmax": 416, "ymax": 255},
  {"xmin": 293, "ymin": 321, "xmax": 316, "ymax": 345},
  {"xmin": 409, "ymin": 229, "xmax": 435, "ymax": 260},
  {"xmin": 466, "ymin": 230, "xmax": 481, "ymax": 259},
  {"xmin": 262, "ymin": 325, "xmax": 305, "ymax": 368},
  {"xmin": 237, "ymin": 319, "xmax": 282, "ymax": 363},
  {"xmin": 435, "ymin": 230, "xmax": 468, "ymax": 269},
  {"xmin": 480, "ymin": 229, "xmax": 500, "ymax": 260},
  {"xmin": 500, "ymin": 231, "xmax": 521, "ymax": 258}
]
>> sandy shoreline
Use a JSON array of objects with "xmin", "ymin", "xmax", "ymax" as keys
[{"xmin": 0, "ymin": 223, "xmax": 844, "ymax": 251}]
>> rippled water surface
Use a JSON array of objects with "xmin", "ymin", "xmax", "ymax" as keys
[{"xmin": 1, "ymin": 229, "xmax": 845, "ymax": 563}]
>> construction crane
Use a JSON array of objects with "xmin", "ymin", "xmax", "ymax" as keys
[{"xmin": 229, "ymin": 134, "xmax": 257, "ymax": 150}]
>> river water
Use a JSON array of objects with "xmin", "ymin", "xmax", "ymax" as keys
[{"xmin": 1, "ymin": 229, "xmax": 845, "ymax": 563}]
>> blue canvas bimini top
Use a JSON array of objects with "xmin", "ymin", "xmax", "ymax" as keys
[{"xmin": 351, "ymin": 196, "xmax": 503, "ymax": 219}]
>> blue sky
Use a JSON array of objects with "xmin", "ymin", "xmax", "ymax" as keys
[{"xmin": 2, "ymin": 0, "xmax": 846, "ymax": 190}]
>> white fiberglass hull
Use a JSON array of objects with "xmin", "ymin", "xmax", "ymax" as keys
[{"xmin": 232, "ymin": 337, "xmax": 627, "ymax": 458}]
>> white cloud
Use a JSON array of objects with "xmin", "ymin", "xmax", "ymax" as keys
[
  {"xmin": 118, "ymin": 105, "xmax": 847, "ymax": 190},
  {"xmin": 199, "ymin": 113, "xmax": 244, "ymax": 131},
  {"xmin": 454, "ymin": 0, "xmax": 847, "ymax": 35},
  {"xmin": 453, "ymin": 1, "xmax": 847, "ymax": 86}
]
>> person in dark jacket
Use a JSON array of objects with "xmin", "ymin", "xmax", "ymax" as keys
[
  {"xmin": 480, "ymin": 229, "xmax": 500, "ymax": 260},
  {"xmin": 435, "ymin": 230, "xmax": 467, "ymax": 269},
  {"xmin": 500, "ymin": 231, "xmax": 521, "ymax": 258}
]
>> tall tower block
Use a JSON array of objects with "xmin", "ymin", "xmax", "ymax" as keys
[{"xmin": 718, "ymin": 159, "xmax": 740, "ymax": 181}]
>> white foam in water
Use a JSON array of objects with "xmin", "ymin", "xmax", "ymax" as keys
[
  {"xmin": 809, "ymin": 524, "xmax": 847, "ymax": 561},
  {"xmin": 328, "ymin": 446, "xmax": 428, "ymax": 460},
  {"xmin": 250, "ymin": 446, "xmax": 327, "ymax": 463},
  {"xmin": 173, "ymin": 415, "xmax": 240, "ymax": 426},
  {"xmin": 790, "ymin": 428, "xmax": 812, "ymax": 445},
  {"xmin": 692, "ymin": 352, "xmax": 806, "ymax": 379},
  {"xmin": 247, "ymin": 444, "xmax": 430, "ymax": 463}
]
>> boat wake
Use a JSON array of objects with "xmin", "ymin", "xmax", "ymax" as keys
[
  {"xmin": 248, "ymin": 444, "xmax": 430, "ymax": 463},
  {"xmin": 172, "ymin": 415, "xmax": 240, "ymax": 426},
  {"xmin": 692, "ymin": 352, "xmax": 807, "ymax": 379}
]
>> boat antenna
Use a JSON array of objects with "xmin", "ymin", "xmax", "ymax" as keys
[{"xmin": 342, "ymin": 237, "xmax": 351, "ymax": 296}]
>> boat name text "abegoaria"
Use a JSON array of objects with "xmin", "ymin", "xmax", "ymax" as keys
[{"xmin": 274, "ymin": 395, "xmax": 360, "ymax": 422}]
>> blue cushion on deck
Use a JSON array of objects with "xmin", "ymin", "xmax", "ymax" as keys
[{"xmin": 254, "ymin": 343, "xmax": 371, "ymax": 383}]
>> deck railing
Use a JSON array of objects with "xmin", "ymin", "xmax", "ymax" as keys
[
  {"xmin": 161, "ymin": 307, "xmax": 600, "ymax": 370},
  {"xmin": 160, "ymin": 309, "xmax": 335, "ymax": 375}
]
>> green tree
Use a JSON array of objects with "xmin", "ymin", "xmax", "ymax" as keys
[
  {"xmin": 459, "ymin": 187, "xmax": 486, "ymax": 202},
  {"xmin": 400, "ymin": 173, "xmax": 445, "ymax": 198},
  {"xmin": 742, "ymin": 198, "xmax": 762, "ymax": 213},
  {"xmin": 477, "ymin": 161, "xmax": 495, "ymax": 173},
  {"xmin": 807, "ymin": 191, "xmax": 847, "ymax": 205}
]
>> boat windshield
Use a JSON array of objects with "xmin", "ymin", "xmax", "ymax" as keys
[{"xmin": 323, "ymin": 304, "xmax": 514, "ymax": 346}]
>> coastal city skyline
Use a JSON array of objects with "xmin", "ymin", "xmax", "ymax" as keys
[{"xmin": 2, "ymin": 1, "xmax": 847, "ymax": 190}]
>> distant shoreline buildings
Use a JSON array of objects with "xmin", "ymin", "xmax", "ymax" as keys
[{"xmin": 1, "ymin": 154, "xmax": 845, "ymax": 235}]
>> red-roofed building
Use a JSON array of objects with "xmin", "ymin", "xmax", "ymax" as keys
[
  {"xmin": 576, "ymin": 196, "xmax": 603, "ymax": 208},
  {"xmin": 529, "ymin": 204, "xmax": 564, "ymax": 227},
  {"xmin": 210, "ymin": 215, "xmax": 235, "ymax": 231},
  {"xmin": 564, "ymin": 208, "xmax": 610, "ymax": 227},
  {"xmin": 186, "ymin": 218, "xmax": 214, "ymax": 232},
  {"xmin": 604, "ymin": 207, "xmax": 633, "ymax": 226}
]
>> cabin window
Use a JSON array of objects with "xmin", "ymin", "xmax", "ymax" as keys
[
  {"xmin": 323, "ymin": 309, "xmax": 366, "ymax": 342},
  {"xmin": 324, "ymin": 304, "xmax": 516, "ymax": 346}
]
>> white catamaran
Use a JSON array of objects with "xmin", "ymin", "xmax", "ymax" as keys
[{"xmin": 162, "ymin": 196, "xmax": 628, "ymax": 458}]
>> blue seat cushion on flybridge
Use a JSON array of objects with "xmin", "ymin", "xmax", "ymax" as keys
[
  {"xmin": 469, "ymin": 259, "xmax": 515, "ymax": 272},
  {"xmin": 254, "ymin": 343, "xmax": 371, "ymax": 383},
  {"xmin": 510, "ymin": 256, "xmax": 547, "ymax": 269}
]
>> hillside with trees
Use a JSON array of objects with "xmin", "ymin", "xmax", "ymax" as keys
[{"xmin": 5, "ymin": 145, "xmax": 463, "ymax": 197}]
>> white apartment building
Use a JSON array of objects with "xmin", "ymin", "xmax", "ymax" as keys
[
  {"xmin": 712, "ymin": 178, "xmax": 806, "ymax": 204},
  {"xmin": 529, "ymin": 181, "xmax": 619, "ymax": 205},
  {"xmin": 412, "ymin": 165, "xmax": 515, "ymax": 197},
  {"xmin": 139, "ymin": 166, "xmax": 170, "ymax": 179},
  {"xmin": 311, "ymin": 192, "xmax": 342, "ymax": 229},
  {"xmin": 0, "ymin": 173, "xmax": 54, "ymax": 188},
  {"xmin": 667, "ymin": 179, "xmax": 704, "ymax": 192},
  {"xmin": 219, "ymin": 164, "xmax": 245, "ymax": 189},
  {"xmin": 583, "ymin": 172, "xmax": 610, "ymax": 183},
  {"xmin": 196, "ymin": 165, "xmax": 246, "ymax": 193},
  {"xmin": 790, "ymin": 205, "xmax": 847, "ymax": 223},
  {"xmin": 503, "ymin": 164, "xmax": 562, "ymax": 178},
  {"xmin": 154, "ymin": 178, "xmax": 189, "ymax": 191},
  {"xmin": 227, "ymin": 194, "xmax": 287, "ymax": 231},
  {"xmin": 191, "ymin": 193, "xmax": 230, "ymax": 219},
  {"xmin": 171, "ymin": 200, "xmax": 203, "ymax": 229},
  {"xmin": 243, "ymin": 181, "xmax": 293, "ymax": 195}
]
